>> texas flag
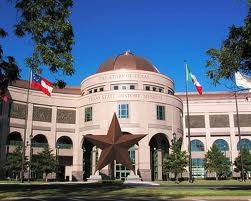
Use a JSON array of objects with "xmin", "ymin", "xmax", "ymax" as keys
[
  {"xmin": 31, "ymin": 72, "xmax": 53, "ymax": 96},
  {"xmin": 186, "ymin": 64, "xmax": 203, "ymax": 95}
]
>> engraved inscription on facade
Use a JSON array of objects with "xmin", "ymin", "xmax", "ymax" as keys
[
  {"xmin": 234, "ymin": 114, "xmax": 251, "ymax": 127},
  {"xmin": 185, "ymin": 115, "xmax": 205, "ymax": 128},
  {"xmin": 209, "ymin": 115, "xmax": 229, "ymax": 128},
  {"xmin": 57, "ymin": 109, "xmax": 76, "ymax": 124},
  {"xmin": 33, "ymin": 106, "xmax": 52, "ymax": 122},
  {"xmin": 10, "ymin": 103, "xmax": 26, "ymax": 119},
  {"xmin": 98, "ymin": 73, "xmax": 151, "ymax": 82}
]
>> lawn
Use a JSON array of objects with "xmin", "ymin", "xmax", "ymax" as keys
[
  {"xmin": 0, "ymin": 180, "xmax": 251, "ymax": 200},
  {"xmin": 155, "ymin": 179, "xmax": 251, "ymax": 185}
]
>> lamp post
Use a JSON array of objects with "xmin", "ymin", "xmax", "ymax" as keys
[
  {"xmin": 173, "ymin": 133, "xmax": 176, "ymax": 142},
  {"xmin": 27, "ymin": 134, "xmax": 33, "ymax": 182}
]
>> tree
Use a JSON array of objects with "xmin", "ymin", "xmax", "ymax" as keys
[
  {"xmin": 205, "ymin": 0, "xmax": 251, "ymax": 85},
  {"xmin": 4, "ymin": 145, "xmax": 26, "ymax": 180},
  {"xmin": 234, "ymin": 148, "xmax": 251, "ymax": 179},
  {"xmin": 34, "ymin": 145, "xmax": 56, "ymax": 182},
  {"xmin": 0, "ymin": 0, "xmax": 75, "ymax": 95},
  {"xmin": 163, "ymin": 138, "xmax": 188, "ymax": 183},
  {"xmin": 204, "ymin": 144, "xmax": 231, "ymax": 180},
  {"xmin": 14, "ymin": 0, "xmax": 74, "ymax": 88},
  {"xmin": 0, "ymin": 28, "xmax": 20, "ymax": 101}
]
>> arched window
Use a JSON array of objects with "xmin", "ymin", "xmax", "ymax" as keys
[
  {"xmin": 213, "ymin": 139, "xmax": 229, "ymax": 151},
  {"xmin": 56, "ymin": 136, "xmax": 73, "ymax": 149},
  {"xmin": 237, "ymin": 139, "xmax": 251, "ymax": 151},
  {"xmin": 7, "ymin": 132, "xmax": 22, "ymax": 146},
  {"xmin": 32, "ymin": 134, "xmax": 48, "ymax": 148},
  {"xmin": 191, "ymin": 140, "xmax": 204, "ymax": 152}
]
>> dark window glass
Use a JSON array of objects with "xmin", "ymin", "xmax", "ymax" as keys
[
  {"xmin": 213, "ymin": 139, "xmax": 229, "ymax": 151},
  {"xmin": 237, "ymin": 139, "xmax": 251, "ymax": 151},
  {"xmin": 157, "ymin": 105, "xmax": 165, "ymax": 120},
  {"xmin": 130, "ymin": 85, "xmax": 135, "ymax": 90},
  {"xmin": 191, "ymin": 140, "xmax": 204, "ymax": 152},
  {"xmin": 85, "ymin": 107, "xmax": 92, "ymax": 122}
]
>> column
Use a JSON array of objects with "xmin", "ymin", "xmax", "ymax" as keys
[{"xmin": 157, "ymin": 148, "xmax": 162, "ymax": 180}]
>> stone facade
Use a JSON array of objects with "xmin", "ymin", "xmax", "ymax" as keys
[{"xmin": 1, "ymin": 53, "xmax": 251, "ymax": 181}]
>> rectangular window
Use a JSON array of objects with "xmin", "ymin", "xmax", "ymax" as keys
[
  {"xmin": 88, "ymin": 90, "xmax": 92, "ymax": 94},
  {"xmin": 159, "ymin": 88, "xmax": 163, "ymax": 92},
  {"xmin": 113, "ymin": 85, "xmax": 119, "ymax": 90},
  {"xmin": 94, "ymin": 89, "xmax": 98, "ymax": 93},
  {"xmin": 100, "ymin": 87, "xmax": 104, "ymax": 92},
  {"xmin": 122, "ymin": 85, "xmax": 127, "ymax": 90},
  {"xmin": 118, "ymin": 104, "xmax": 129, "ymax": 118},
  {"xmin": 152, "ymin": 87, "xmax": 156, "ymax": 91},
  {"xmin": 85, "ymin": 107, "xmax": 92, "ymax": 122},
  {"xmin": 130, "ymin": 85, "xmax": 135, "ymax": 90},
  {"xmin": 168, "ymin": 89, "xmax": 174, "ymax": 95},
  {"xmin": 145, "ymin": 86, "xmax": 150, "ymax": 91},
  {"xmin": 157, "ymin": 105, "xmax": 165, "ymax": 120}
]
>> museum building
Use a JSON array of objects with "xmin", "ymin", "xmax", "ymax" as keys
[{"xmin": 0, "ymin": 51, "xmax": 251, "ymax": 181}]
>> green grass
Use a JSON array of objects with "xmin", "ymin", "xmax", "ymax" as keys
[
  {"xmin": 156, "ymin": 179, "xmax": 251, "ymax": 185},
  {"xmin": 0, "ymin": 181, "xmax": 251, "ymax": 200}
]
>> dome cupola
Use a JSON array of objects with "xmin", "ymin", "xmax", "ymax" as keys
[{"xmin": 96, "ymin": 51, "xmax": 159, "ymax": 73}]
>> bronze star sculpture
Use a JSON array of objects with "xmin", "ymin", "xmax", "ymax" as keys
[{"xmin": 84, "ymin": 113, "xmax": 146, "ymax": 172}]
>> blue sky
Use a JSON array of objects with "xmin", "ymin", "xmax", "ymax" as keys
[{"xmin": 0, "ymin": 0, "xmax": 248, "ymax": 93}]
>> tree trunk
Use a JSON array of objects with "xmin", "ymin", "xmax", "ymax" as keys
[
  {"xmin": 215, "ymin": 173, "xmax": 218, "ymax": 180},
  {"xmin": 45, "ymin": 173, "xmax": 48, "ymax": 182},
  {"xmin": 175, "ymin": 173, "xmax": 178, "ymax": 183}
]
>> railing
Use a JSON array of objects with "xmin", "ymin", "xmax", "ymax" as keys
[
  {"xmin": 8, "ymin": 140, "xmax": 22, "ymax": 146},
  {"xmin": 56, "ymin": 144, "xmax": 73, "ymax": 149},
  {"xmin": 32, "ymin": 142, "xmax": 48, "ymax": 148}
]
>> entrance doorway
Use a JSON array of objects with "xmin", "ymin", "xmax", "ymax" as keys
[
  {"xmin": 114, "ymin": 146, "xmax": 135, "ymax": 180},
  {"xmin": 149, "ymin": 133, "xmax": 169, "ymax": 181}
]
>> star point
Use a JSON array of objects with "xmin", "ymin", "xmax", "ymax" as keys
[{"xmin": 84, "ymin": 113, "xmax": 146, "ymax": 172}]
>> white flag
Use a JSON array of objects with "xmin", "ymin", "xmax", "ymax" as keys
[{"xmin": 235, "ymin": 72, "xmax": 251, "ymax": 89}]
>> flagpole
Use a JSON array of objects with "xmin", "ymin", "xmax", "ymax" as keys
[
  {"xmin": 20, "ymin": 68, "xmax": 32, "ymax": 183},
  {"xmin": 234, "ymin": 90, "xmax": 245, "ymax": 181},
  {"xmin": 185, "ymin": 61, "xmax": 193, "ymax": 183}
]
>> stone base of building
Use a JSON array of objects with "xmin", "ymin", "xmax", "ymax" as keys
[
  {"xmin": 87, "ymin": 171, "xmax": 102, "ymax": 182},
  {"xmin": 138, "ymin": 169, "xmax": 151, "ymax": 181},
  {"xmin": 72, "ymin": 171, "xmax": 83, "ymax": 181}
]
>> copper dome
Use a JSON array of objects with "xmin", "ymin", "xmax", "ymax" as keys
[{"xmin": 96, "ymin": 51, "xmax": 159, "ymax": 73}]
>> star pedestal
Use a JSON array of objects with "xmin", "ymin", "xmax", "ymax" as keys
[
  {"xmin": 87, "ymin": 171, "xmax": 102, "ymax": 183},
  {"xmin": 126, "ymin": 170, "xmax": 141, "ymax": 181}
]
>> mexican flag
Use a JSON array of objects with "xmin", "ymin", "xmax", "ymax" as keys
[{"xmin": 186, "ymin": 64, "xmax": 203, "ymax": 95}]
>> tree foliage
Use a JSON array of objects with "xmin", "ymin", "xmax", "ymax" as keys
[
  {"xmin": 204, "ymin": 144, "xmax": 231, "ymax": 180},
  {"xmin": 33, "ymin": 145, "xmax": 56, "ymax": 182},
  {"xmin": 0, "ymin": 28, "xmax": 20, "ymax": 100},
  {"xmin": 0, "ymin": 0, "xmax": 75, "ymax": 97},
  {"xmin": 234, "ymin": 148, "xmax": 251, "ymax": 175},
  {"xmin": 163, "ymin": 138, "xmax": 188, "ymax": 182},
  {"xmin": 206, "ymin": 0, "xmax": 251, "ymax": 85},
  {"xmin": 14, "ymin": 0, "xmax": 74, "ymax": 88},
  {"xmin": 4, "ymin": 145, "xmax": 26, "ymax": 180}
]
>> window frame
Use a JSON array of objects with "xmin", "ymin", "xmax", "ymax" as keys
[
  {"xmin": 156, "ymin": 105, "xmax": 165, "ymax": 120},
  {"xmin": 118, "ymin": 103, "xmax": 129, "ymax": 118},
  {"xmin": 85, "ymin": 107, "xmax": 93, "ymax": 122}
]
